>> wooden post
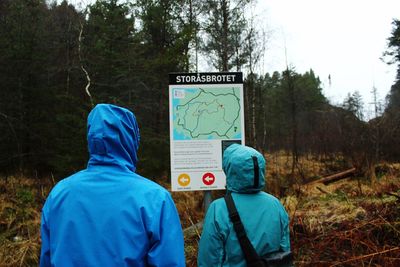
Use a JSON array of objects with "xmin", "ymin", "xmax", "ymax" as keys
[{"xmin": 204, "ymin": 190, "xmax": 212, "ymax": 214}]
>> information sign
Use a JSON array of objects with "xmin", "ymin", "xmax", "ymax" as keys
[{"xmin": 169, "ymin": 72, "xmax": 245, "ymax": 191}]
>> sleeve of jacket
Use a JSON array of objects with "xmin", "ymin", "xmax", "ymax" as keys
[
  {"xmin": 40, "ymin": 199, "xmax": 51, "ymax": 267},
  {"xmin": 147, "ymin": 192, "xmax": 185, "ymax": 267},
  {"xmin": 198, "ymin": 202, "xmax": 225, "ymax": 267},
  {"xmin": 279, "ymin": 206, "xmax": 291, "ymax": 252}
]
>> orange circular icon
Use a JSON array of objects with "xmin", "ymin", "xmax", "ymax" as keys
[{"xmin": 178, "ymin": 173, "xmax": 191, "ymax": 187}]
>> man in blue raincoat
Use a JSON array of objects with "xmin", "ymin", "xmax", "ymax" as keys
[
  {"xmin": 198, "ymin": 144, "xmax": 290, "ymax": 266},
  {"xmin": 40, "ymin": 104, "xmax": 185, "ymax": 267}
]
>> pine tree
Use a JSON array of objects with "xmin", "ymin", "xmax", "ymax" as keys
[{"xmin": 200, "ymin": 0, "xmax": 250, "ymax": 71}]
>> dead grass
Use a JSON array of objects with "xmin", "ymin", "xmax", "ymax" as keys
[
  {"xmin": 0, "ymin": 176, "xmax": 50, "ymax": 266},
  {"xmin": 290, "ymin": 169, "xmax": 400, "ymax": 266},
  {"xmin": 0, "ymin": 159, "xmax": 399, "ymax": 266}
]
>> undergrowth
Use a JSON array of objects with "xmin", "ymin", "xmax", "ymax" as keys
[{"xmin": 0, "ymin": 161, "xmax": 399, "ymax": 266}]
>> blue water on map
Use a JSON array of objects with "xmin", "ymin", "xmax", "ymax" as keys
[{"xmin": 173, "ymin": 130, "xmax": 190, "ymax": 140}]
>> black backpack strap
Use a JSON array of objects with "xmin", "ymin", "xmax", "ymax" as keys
[{"xmin": 224, "ymin": 192, "xmax": 263, "ymax": 266}]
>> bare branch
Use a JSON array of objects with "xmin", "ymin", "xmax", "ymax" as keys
[{"xmin": 78, "ymin": 21, "xmax": 94, "ymax": 107}]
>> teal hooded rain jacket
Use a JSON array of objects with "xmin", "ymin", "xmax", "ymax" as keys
[
  {"xmin": 40, "ymin": 104, "xmax": 185, "ymax": 267},
  {"xmin": 198, "ymin": 144, "xmax": 290, "ymax": 267}
]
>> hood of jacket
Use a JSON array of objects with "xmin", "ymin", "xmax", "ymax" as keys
[
  {"xmin": 87, "ymin": 104, "xmax": 140, "ymax": 172},
  {"xmin": 223, "ymin": 144, "xmax": 265, "ymax": 193}
]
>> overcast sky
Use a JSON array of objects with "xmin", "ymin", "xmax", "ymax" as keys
[{"xmin": 256, "ymin": 0, "xmax": 400, "ymax": 118}]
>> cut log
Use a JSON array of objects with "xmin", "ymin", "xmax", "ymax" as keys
[{"xmin": 308, "ymin": 168, "xmax": 356, "ymax": 185}]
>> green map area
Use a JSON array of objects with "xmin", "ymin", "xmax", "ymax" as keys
[{"xmin": 172, "ymin": 87, "xmax": 242, "ymax": 140}]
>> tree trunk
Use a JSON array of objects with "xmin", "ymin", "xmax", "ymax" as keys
[{"xmin": 221, "ymin": 0, "xmax": 229, "ymax": 71}]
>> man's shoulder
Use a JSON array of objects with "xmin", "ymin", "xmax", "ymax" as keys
[
  {"xmin": 127, "ymin": 173, "xmax": 170, "ymax": 194},
  {"xmin": 50, "ymin": 170, "xmax": 84, "ymax": 193},
  {"xmin": 48, "ymin": 169, "xmax": 171, "ymax": 200}
]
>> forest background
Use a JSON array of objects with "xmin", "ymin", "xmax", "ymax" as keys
[{"xmin": 0, "ymin": 0, "xmax": 400, "ymax": 266}]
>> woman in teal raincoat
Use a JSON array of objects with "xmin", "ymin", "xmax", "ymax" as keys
[{"xmin": 198, "ymin": 144, "xmax": 290, "ymax": 266}]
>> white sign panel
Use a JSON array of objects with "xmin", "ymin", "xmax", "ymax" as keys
[{"xmin": 169, "ymin": 72, "xmax": 245, "ymax": 191}]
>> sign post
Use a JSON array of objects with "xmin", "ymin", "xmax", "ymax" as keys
[
  {"xmin": 169, "ymin": 72, "xmax": 245, "ymax": 209},
  {"xmin": 204, "ymin": 191, "xmax": 212, "ymax": 213}
]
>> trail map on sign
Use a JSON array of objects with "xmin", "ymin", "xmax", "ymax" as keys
[{"xmin": 172, "ymin": 87, "xmax": 241, "ymax": 140}]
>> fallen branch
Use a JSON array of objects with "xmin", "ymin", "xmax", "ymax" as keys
[
  {"xmin": 378, "ymin": 215, "xmax": 400, "ymax": 236},
  {"xmin": 183, "ymin": 221, "xmax": 203, "ymax": 238},
  {"xmin": 308, "ymin": 168, "xmax": 356, "ymax": 185},
  {"xmin": 187, "ymin": 217, "xmax": 201, "ymax": 239},
  {"xmin": 330, "ymin": 247, "xmax": 400, "ymax": 266}
]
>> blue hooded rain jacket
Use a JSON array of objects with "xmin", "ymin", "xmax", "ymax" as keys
[
  {"xmin": 40, "ymin": 104, "xmax": 185, "ymax": 267},
  {"xmin": 198, "ymin": 144, "xmax": 290, "ymax": 267}
]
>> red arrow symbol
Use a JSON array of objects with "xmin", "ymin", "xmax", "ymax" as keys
[{"xmin": 202, "ymin": 172, "xmax": 215, "ymax": 185}]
